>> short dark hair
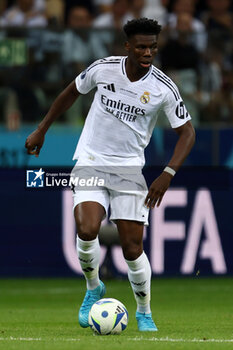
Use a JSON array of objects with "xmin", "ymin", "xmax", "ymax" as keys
[{"xmin": 123, "ymin": 18, "xmax": 162, "ymax": 39}]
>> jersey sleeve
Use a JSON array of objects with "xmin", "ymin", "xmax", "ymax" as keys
[
  {"xmin": 75, "ymin": 60, "xmax": 100, "ymax": 94},
  {"xmin": 162, "ymin": 87, "xmax": 192, "ymax": 128}
]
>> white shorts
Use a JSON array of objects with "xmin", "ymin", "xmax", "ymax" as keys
[{"xmin": 71, "ymin": 166, "xmax": 149, "ymax": 225}]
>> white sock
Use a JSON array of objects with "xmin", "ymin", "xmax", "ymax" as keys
[
  {"xmin": 76, "ymin": 236, "xmax": 100, "ymax": 290},
  {"xmin": 125, "ymin": 251, "xmax": 151, "ymax": 314}
]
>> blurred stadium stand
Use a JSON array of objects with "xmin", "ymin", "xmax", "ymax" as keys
[
  {"xmin": 0, "ymin": 23, "xmax": 232, "ymax": 166},
  {"xmin": 0, "ymin": 0, "xmax": 232, "ymax": 129}
]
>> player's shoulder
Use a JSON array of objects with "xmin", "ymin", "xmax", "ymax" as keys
[
  {"xmin": 150, "ymin": 65, "xmax": 177, "ymax": 87},
  {"xmin": 150, "ymin": 65, "xmax": 181, "ymax": 101},
  {"xmin": 87, "ymin": 56, "xmax": 123, "ymax": 72}
]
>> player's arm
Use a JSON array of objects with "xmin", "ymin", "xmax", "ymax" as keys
[
  {"xmin": 25, "ymin": 81, "xmax": 80, "ymax": 157},
  {"xmin": 145, "ymin": 121, "xmax": 195, "ymax": 208}
]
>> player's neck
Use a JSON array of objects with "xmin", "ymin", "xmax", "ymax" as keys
[{"xmin": 125, "ymin": 58, "xmax": 150, "ymax": 82}]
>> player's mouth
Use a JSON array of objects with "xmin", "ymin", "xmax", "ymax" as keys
[{"xmin": 140, "ymin": 61, "xmax": 151, "ymax": 68}]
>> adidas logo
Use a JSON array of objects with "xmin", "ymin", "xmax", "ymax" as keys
[
  {"xmin": 115, "ymin": 305, "xmax": 125, "ymax": 314},
  {"xmin": 135, "ymin": 291, "xmax": 147, "ymax": 297},
  {"xmin": 103, "ymin": 83, "xmax": 116, "ymax": 92}
]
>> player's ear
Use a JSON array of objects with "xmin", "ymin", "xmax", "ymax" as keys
[{"xmin": 125, "ymin": 41, "xmax": 130, "ymax": 52}]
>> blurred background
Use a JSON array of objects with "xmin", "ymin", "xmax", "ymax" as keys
[{"xmin": 0, "ymin": 0, "xmax": 233, "ymax": 278}]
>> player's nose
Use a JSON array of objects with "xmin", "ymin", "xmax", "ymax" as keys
[{"xmin": 143, "ymin": 47, "xmax": 152, "ymax": 56}]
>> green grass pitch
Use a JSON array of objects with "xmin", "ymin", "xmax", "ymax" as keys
[{"xmin": 0, "ymin": 278, "xmax": 232, "ymax": 350}]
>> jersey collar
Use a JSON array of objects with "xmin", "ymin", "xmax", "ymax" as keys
[{"xmin": 121, "ymin": 56, "xmax": 152, "ymax": 82}]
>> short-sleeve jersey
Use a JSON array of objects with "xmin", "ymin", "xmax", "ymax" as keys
[{"xmin": 73, "ymin": 56, "xmax": 191, "ymax": 167}]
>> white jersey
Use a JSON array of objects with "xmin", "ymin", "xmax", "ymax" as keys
[{"xmin": 73, "ymin": 56, "xmax": 191, "ymax": 168}]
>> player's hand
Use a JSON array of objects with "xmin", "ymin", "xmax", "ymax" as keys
[
  {"xmin": 25, "ymin": 128, "xmax": 45, "ymax": 157},
  {"xmin": 144, "ymin": 172, "xmax": 173, "ymax": 209}
]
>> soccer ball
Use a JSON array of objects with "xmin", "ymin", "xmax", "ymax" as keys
[{"xmin": 88, "ymin": 298, "xmax": 128, "ymax": 335}]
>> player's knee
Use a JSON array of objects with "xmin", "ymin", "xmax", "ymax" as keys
[
  {"xmin": 122, "ymin": 242, "xmax": 142, "ymax": 261},
  {"xmin": 76, "ymin": 221, "xmax": 99, "ymax": 241}
]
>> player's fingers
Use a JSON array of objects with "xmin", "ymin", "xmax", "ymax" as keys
[
  {"xmin": 35, "ymin": 147, "xmax": 41, "ymax": 157},
  {"xmin": 145, "ymin": 190, "xmax": 154, "ymax": 207},
  {"xmin": 25, "ymin": 139, "xmax": 32, "ymax": 150},
  {"xmin": 27, "ymin": 148, "xmax": 34, "ymax": 155},
  {"xmin": 156, "ymin": 194, "xmax": 164, "ymax": 207},
  {"xmin": 146, "ymin": 195, "xmax": 158, "ymax": 209},
  {"xmin": 144, "ymin": 193, "xmax": 151, "ymax": 206},
  {"xmin": 27, "ymin": 146, "xmax": 37, "ymax": 155},
  {"xmin": 150, "ymin": 195, "xmax": 159, "ymax": 208},
  {"xmin": 25, "ymin": 140, "xmax": 31, "ymax": 149}
]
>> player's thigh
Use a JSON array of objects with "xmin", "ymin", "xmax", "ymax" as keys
[{"xmin": 73, "ymin": 190, "xmax": 109, "ymax": 240}]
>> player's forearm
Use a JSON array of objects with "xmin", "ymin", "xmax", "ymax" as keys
[
  {"xmin": 38, "ymin": 81, "xmax": 79, "ymax": 134},
  {"xmin": 167, "ymin": 121, "xmax": 195, "ymax": 172}
]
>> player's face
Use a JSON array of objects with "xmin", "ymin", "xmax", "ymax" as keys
[{"xmin": 125, "ymin": 34, "xmax": 158, "ymax": 71}]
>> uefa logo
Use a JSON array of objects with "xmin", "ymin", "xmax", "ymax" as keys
[{"xmin": 26, "ymin": 168, "xmax": 45, "ymax": 188}]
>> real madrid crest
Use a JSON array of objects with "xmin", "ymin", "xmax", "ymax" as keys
[{"xmin": 140, "ymin": 91, "xmax": 150, "ymax": 104}]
